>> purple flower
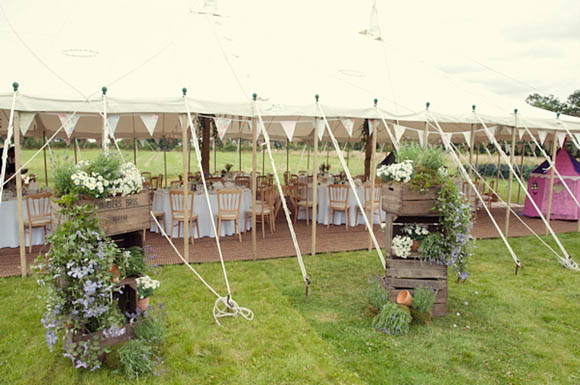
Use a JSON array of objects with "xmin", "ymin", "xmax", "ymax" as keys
[{"xmin": 83, "ymin": 280, "xmax": 98, "ymax": 296}]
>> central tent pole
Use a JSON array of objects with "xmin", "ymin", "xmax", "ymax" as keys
[
  {"xmin": 368, "ymin": 118, "xmax": 377, "ymax": 251},
  {"xmin": 311, "ymin": 117, "xmax": 319, "ymax": 256},
  {"xmin": 14, "ymin": 111, "xmax": 27, "ymax": 277},
  {"xmin": 251, "ymin": 99, "xmax": 258, "ymax": 259},
  {"xmin": 182, "ymin": 115, "xmax": 190, "ymax": 261},
  {"xmin": 546, "ymin": 133, "xmax": 558, "ymax": 227},
  {"xmin": 43, "ymin": 131, "xmax": 48, "ymax": 186},
  {"xmin": 505, "ymin": 124, "xmax": 517, "ymax": 236}
]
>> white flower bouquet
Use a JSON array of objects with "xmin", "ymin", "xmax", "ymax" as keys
[
  {"xmin": 136, "ymin": 275, "xmax": 160, "ymax": 299},
  {"xmin": 376, "ymin": 160, "xmax": 414, "ymax": 183},
  {"xmin": 391, "ymin": 235, "xmax": 413, "ymax": 258},
  {"xmin": 401, "ymin": 224, "xmax": 430, "ymax": 241}
]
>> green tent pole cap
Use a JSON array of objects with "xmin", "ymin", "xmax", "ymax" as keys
[
  {"xmin": 12, "ymin": 82, "xmax": 19, "ymax": 92},
  {"xmin": 182, "ymin": 87, "xmax": 187, "ymax": 96},
  {"xmin": 252, "ymin": 93, "xmax": 257, "ymax": 101},
  {"xmin": 472, "ymin": 104, "xmax": 476, "ymax": 112},
  {"xmin": 426, "ymin": 101, "xmax": 430, "ymax": 110},
  {"xmin": 101, "ymin": 86, "xmax": 107, "ymax": 95},
  {"xmin": 374, "ymin": 98, "xmax": 378, "ymax": 106},
  {"xmin": 514, "ymin": 108, "xmax": 518, "ymax": 114},
  {"xmin": 315, "ymin": 94, "xmax": 319, "ymax": 102},
  {"xmin": 557, "ymin": 112, "xmax": 561, "ymax": 119}
]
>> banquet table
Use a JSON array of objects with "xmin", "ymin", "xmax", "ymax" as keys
[
  {"xmin": 298, "ymin": 184, "xmax": 385, "ymax": 226},
  {"xmin": 151, "ymin": 188, "xmax": 252, "ymax": 239},
  {"xmin": 0, "ymin": 199, "xmax": 47, "ymax": 248}
]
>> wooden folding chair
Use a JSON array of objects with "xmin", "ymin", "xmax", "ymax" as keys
[
  {"xmin": 328, "ymin": 184, "xmax": 351, "ymax": 230},
  {"xmin": 357, "ymin": 183, "xmax": 383, "ymax": 223},
  {"xmin": 235, "ymin": 175, "xmax": 250, "ymax": 188},
  {"xmin": 217, "ymin": 189, "xmax": 243, "ymax": 242},
  {"xmin": 293, "ymin": 183, "xmax": 314, "ymax": 225},
  {"xmin": 169, "ymin": 191, "xmax": 199, "ymax": 244},
  {"xmin": 25, "ymin": 192, "xmax": 52, "ymax": 252},
  {"xmin": 245, "ymin": 185, "xmax": 275, "ymax": 238}
]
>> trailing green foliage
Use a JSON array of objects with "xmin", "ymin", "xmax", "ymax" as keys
[
  {"xmin": 118, "ymin": 340, "xmax": 155, "ymax": 379},
  {"xmin": 372, "ymin": 302, "xmax": 411, "ymax": 336},
  {"xmin": 411, "ymin": 287, "xmax": 436, "ymax": 314}
]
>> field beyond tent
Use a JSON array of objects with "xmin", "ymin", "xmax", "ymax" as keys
[{"xmin": 1, "ymin": 234, "xmax": 580, "ymax": 384}]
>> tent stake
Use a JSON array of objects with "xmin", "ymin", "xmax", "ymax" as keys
[
  {"xmin": 14, "ymin": 112, "xmax": 26, "ymax": 277},
  {"xmin": 505, "ymin": 125, "xmax": 517, "ymax": 237},
  {"xmin": 311, "ymin": 117, "xmax": 319, "ymax": 256}
]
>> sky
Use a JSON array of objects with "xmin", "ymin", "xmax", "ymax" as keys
[{"xmin": 223, "ymin": 0, "xmax": 580, "ymax": 103}]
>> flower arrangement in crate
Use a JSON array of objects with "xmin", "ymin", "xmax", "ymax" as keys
[
  {"xmin": 136, "ymin": 275, "xmax": 160, "ymax": 312},
  {"xmin": 378, "ymin": 144, "xmax": 473, "ymax": 281},
  {"xmin": 54, "ymin": 153, "xmax": 143, "ymax": 199}
]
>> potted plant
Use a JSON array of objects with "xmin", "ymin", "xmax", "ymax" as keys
[
  {"xmin": 401, "ymin": 224, "xmax": 430, "ymax": 252},
  {"xmin": 136, "ymin": 276, "xmax": 160, "ymax": 312}
]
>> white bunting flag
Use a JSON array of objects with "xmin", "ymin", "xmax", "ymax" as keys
[
  {"xmin": 341, "ymin": 118, "xmax": 354, "ymax": 137},
  {"xmin": 504, "ymin": 142, "xmax": 510, "ymax": 154},
  {"xmin": 418, "ymin": 129, "xmax": 424, "ymax": 148},
  {"xmin": 368, "ymin": 119, "xmax": 375, "ymax": 136},
  {"xmin": 530, "ymin": 142, "xmax": 537, "ymax": 158},
  {"xmin": 316, "ymin": 119, "xmax": 325, "ymax": 141},
  {"xmin": 393, "ymin": 124, "xmax": 406, "ymax": 145},
  {"xmin": 213, "ymin": 117, "xmax": 232, "ymax": 141},
  {"xmin": 484, "ymin": 126, "xmax": 496, "ymax": 142},
  {"xmin": 107, "ymin": 114, "xmax": 120, "ymax": 138},
  {"xmin": 139, "ymin": 139, "xmax": 147, "ymax": 147},
  {"xmin": 538, "ymin": 130, "xmax": 547, "ymax": 145},
  {"xmin": 463, "ymin": 131, "xmax": 471, "ymax": 147},
  {"xmin": 518, "ymin": 129, "xmax": 525, "ymax": 140},
  {"xmin": 556, "ymin": 132, "xmax": 566, "ymax": 148},
  {"xmin": 19, "ymin": 112, "xmax": 36, "ymax": 135},
  {"xmin": 280, "ymin": 120, "xmax": 297, "ymax": 142},
  {"xmin": 444, "ymin": 132, "xmax": 453, "ymax": 145},
  {"xmin": 140, "ymin": 114, "xmax": 159, "ymax": 137},
  {"xmin": 58, "ymin": 113, "xmax": 80, "ymax": 138}
]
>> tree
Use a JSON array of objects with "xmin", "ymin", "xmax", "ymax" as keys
[
  {"xmin": 564, "ymin": 90, "xmax": 580, "ymax": 117},
  {"xmin": 525, "ymin": 90, "xmax": 580, "ymax": 117}
]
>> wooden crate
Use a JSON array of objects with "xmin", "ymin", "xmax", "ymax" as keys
[
  {"xmin": 383, "ymin": 257, "xmax": 448, "ymax": 317},
  {"xmin": 53, "ymin": 192, "xmax": 150, "ymax": 236},
  {"xmin": 382, "ymin": 183, "xmax": 439, "ymax": 216}
]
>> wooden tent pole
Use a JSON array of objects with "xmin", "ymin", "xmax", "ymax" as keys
[
  {"xmin": 251, "ymin": 116, "xmax": 257, "ymax": 259},
  {"xmin": 468, "ymin": 124, "xmax": 475, "ymax": 202},
  {"xmin": 262, "ymin": 141, "xmax": 265, "ymax": 174},
  {"xmin": 505, "ymin": 127, "xmax": 517, "ymax": 236},
  {"xmin": 495, "ymin": 148, "xmax": 500, "ymax": 195},
  {"xmin": 163, "ymin": 136, "xmax": 168, "ymax": 188},
  {"xmin": 311, "ymin": 119, "xmax": 319, "ymax": 256},
  {"xmin": 326, "ymin": 141, "xmax": 329, "ymax": 165},
  {"xmin": 546, "ymin": 133, "xmax": 558, "ymax": 227},
  {"xmin": 368, "ymin": 122, "xmax": 377, "ymax": 251},
  {"xmin": 42, "ymin": 130, "xmax": 48, "ymax": 186},
  {"xmin": 213, "ymin": 138, "xmax": 217, "ymax": 174},
  {"xmin": 475, "ymin": 143, "xmax": 480, "ymax": 168},
  {"xmin": 286, "ymin": 139, "xmax": 289, "ymax": 174},
  {"xmin": 307, "ymin": 143, "xmax": 310, "ymax": 170},
  {"xmin": 517, "ymin": 143, "xmax": 525, "ymax": 203},
  {"xmin": 14, "ymin": 112, "xmax": 27, "ymax": 277},
  {"xmin": 238, "ymin": 137, "xmax": 242, "ymax": 171},
  {"xmin": 133, "ymin": 139, "xmax": 137, "ymax": 165},
  {"xmin": 346, "ymin": 143, "xmax": 350, "ymax": 167},
  {"xmin": 181, "ymin": 116, "xmax": 190, "ymax": 262},
  {"xmin": 73, "ymin": 138, "xmax": 78, "ymax": 164}
]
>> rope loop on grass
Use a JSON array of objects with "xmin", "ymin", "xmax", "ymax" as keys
[{"xmin": 213, "ymin": 296, "xmax": 254, "ymax": 326}]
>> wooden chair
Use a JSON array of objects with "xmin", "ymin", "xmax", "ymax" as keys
[
  {"xmin": 307, "ymin": 175, "xmax": 313, "ymax": 184},
  {"xmin": 245, "ymin": 185, "xmax": 275, "ymax": 238},
  {"xmin": 150, "ymin": 176, "xmax": 160, "ymax": 190},
  {"xmin": 482, "ymin": 180, "xmax": 496, "ymax": 209},
  {"xmin": 256, "ymin": 175, "xmax": 269, "ymax": 187},
  {"xmin": 25, "ymin": 192, "xmax": 52, "ymax": 252},
  {"xmin": 462, "ymin": 181, "xmax": 481, "ymax": 219},
  {"xmin": 289, "ymin": 174, "xmax": 298, "ymax": 185},
  {"xmin": 158, "ymin": 173, "xmax": 165, "ymax": 189},
  {"xmin": 293, "ymin": 183, "xmax": 314, "ymax": 225},
  {"xmin": 169, "ymin": 191, "xmax": 199, "ymax": 244},
  {"xmin": 354, "ymin": 174, "xmax": 366, "ymax": 183},
  {"xmin": 283, "ymin": 171, "xmax": 291, "ymax": 185},
  {"xmin": 357, "ymin": 184, "xmax": 383, "ymax": 223},
  {"xmin": 217, "ymin": 189, "xmax": 243, "ymax": 242},
  {"xmin": 169, "ymin": 180, "xmax": 182, "ymax": 189},
  {"xmin": 141, "ymin": 171, "xmax": 152, "ymax": 182},
  {"xmin": 208, "ymin": 176, "xmax": 224, "ymax": 184},
  {"xmin": 235, "ymin": 175, "xmax": 250, "ymax": 188},
  {"xmin": 328, "ymin": 184, "xmax": 351, "ymax": 230}
]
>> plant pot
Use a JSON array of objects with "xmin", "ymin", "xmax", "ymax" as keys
[
  {"xmin": 396, "ymin": 290, "xmax": 413, "ymax": 306},
  {"xmin": 110, "ymin": 264, "xmax": 121, "ymax": 281},
  {"xmin": 411, "ymin": 240, "xmax": 420, "ymax": 252},
  {"xmin": 137, "ymin": 297, "xmax": 150, "ymax": 312}
]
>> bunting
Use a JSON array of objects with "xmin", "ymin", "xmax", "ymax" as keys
[
  {"xmin": 107, "ymin": 114, "xmax": 120, "ymax": 138},
  {"xmin": 368, "ymin": 119, "xmax": 375, "ymax": 136},
  {"xmin": 393, "ymin": 124, "xmax": 406, "ymax": 145},
  {"xmin": 463, "ymin": 131, "xmax": 471, "ymax": 147},
  {"xmin": 341, "ymin": 118, "xmax": 354, "ymax": 137},
  {"xmin": 213, "ymin": 117, "xmax": 232, "ymax": 141},
  {"xmin": 280, "ymin": 120, "xmax": 297, "ymax": 142},
  {"xmin": 141, "ymin": 114, "xmax": 159, "ymax": 137},
  {"xmin": 538, "ymin": 130, "xmax": 547, "ymax": 145},
  {"xmin": 19, "ymin": 112, "xmax": 36, "ymax": 135},
  {"xmin": 58, "ymin": 113, "xmax": 80, "ymax": 138},
  {"xmin": 417, "ymin": 129, "xmax": 424, "ymax": 148},
  {"xmin": 518, "ymin": 128, "xmax": 525, "ymax": 140},
  {"xmin": 556, "ymin": 132, "xmax": 566, "ymax": 148},
  {"xmin": 316, "ymin": 118, "xmax": 325, "ymax": 141}
]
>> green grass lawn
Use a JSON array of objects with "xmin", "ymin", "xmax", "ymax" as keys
[{"xmin": 1, "ymin": 234, "xmax": 580, "ymax": 384}]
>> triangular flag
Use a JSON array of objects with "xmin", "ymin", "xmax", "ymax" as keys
[
  {"xmin": 463, "ymin": 131, "xmax": 471, "ymax": 147},
  {"xmin": 139, "ymin": 139, "xmax": 147, "ymax": 147},
  {"xmin": 107, "ymin": 114, "xmax": 120, "ymax": 137},
  {"xmin": 518, "ymin": 129, "xmax": 525, "ymax": 140},
  {"xmin": 368, "ymin": 119, "xmax": 375, "ymax": 136},
  {"xmin": 341, "ymin": 118, "xmax": 354, "ymax": 137},
  {"xmin": 280, "ymin": 120, "xmax": 297, "ymax": 142},
  {"xmin": 538, "ymin": 130, "xmax": 547, "ymax": 145},
  {"xmin": 141, "ymin": 114, "xmax": 159, "ymax": 137},
  {"xmin": 504, "ymin": 142, "xmax": 510, "ymax": 154},
  {"xmin": 530, "ymin": 142, "xmax": 537, "ymax": 157},
  {"xmin": 484, "ymin": 126, "xmax": 496, "ymax": 142},
  {"xmin": 393, "ymin": 124, "xmax": 406, "ymax": 144},
  {"xmin": 316, "ymin": 119, "xmax": 325, "ymax": 141},
  {"xmin": 417, "ymin": 129, "xmax": 424, "ymax": 148},
  {"xmin": 213, "ymin": 117, "xmax": 232, "ymax": 141},
  {"xmin": 556, "ymin": 132, "xmax": 566, "ymax": 148},
  {"xmin": 444, "ymin": 132, "xmax": 453, "ymax": 145},
  {"xmin": 58, "ymin": 113, "xmax": 80, "ymax": 138},
  {"xmin": 19, "ymin": 112, "xmax": 36, "ymax": 135}
]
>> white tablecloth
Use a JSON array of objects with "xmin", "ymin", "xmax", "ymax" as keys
[
  {"xmin": 298, "ymin": 184, "xmax": 385, "ymax": 226},
  {"xmin": 0, "ymin": 199, "xmax": 47, "ymax": 248},
  {"xmin": 151, "ymin": 189, "xmax": 252, "ymax": 239}
]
